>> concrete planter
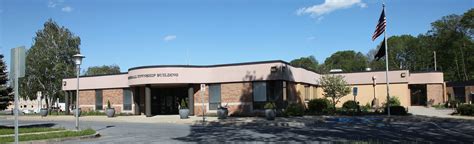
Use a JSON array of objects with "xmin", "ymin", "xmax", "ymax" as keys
[
  {"xmin": 217, "ymin": 108, "xmax": 228, "ymax": 119},
  {"xmin": 73, "ymin": 108, "xmax": 81, "ymax": 117},
  {"xmin": 265, "ymin": 109, "xmax": 276, "ymax": 120},
  {"xmin": 106, "ymin": 108, "xmax": 115, "ymax": 118},
  {"xmin": 179, "ymin": 109, "xmax": 189, "ymax": 119},
  {"xmin": 40, "ymin": 108, "xmax": 48, "ymax": 117}
]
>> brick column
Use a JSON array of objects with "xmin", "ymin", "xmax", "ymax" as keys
[
  {"xmin": 65, "ymin": 91, "xmax": 70, "ymax": 115},
  {"xmin": 145, "ymin": 85, "xmax": 151, "ymax": 117},
  {"xmin": 134, "ymin": 87, "xmax": 141, "ymax": 115},
  {"xmin": 188, "ymin": 86, "xmax": 194, "ymax": 116}
]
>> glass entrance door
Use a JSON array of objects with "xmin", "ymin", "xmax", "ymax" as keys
[{"xmin": 152, "ymin": 87, "xmax": 187, "ymax": 115}]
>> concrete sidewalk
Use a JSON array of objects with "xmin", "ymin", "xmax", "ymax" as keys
[
  {"xmin": 408, "ymin": 106, "xmax": 474, "ymax": 120},
  {"xmin": 0, "ymin": 115, "xmax": 219, "ymax": 125}
]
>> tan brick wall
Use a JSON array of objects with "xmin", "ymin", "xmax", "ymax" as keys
[
  {"xmin": 316, "ymin": 83, "xmax": 410, "ymax": 107},
  {"xmin": 79, "ymin": 90, "xmax": 95, "ymax": 106},
  {"xmin": 446, "ymin": 87, "xmax": 454, "ymax": 100},
  {"xmin": 465, "ymin": 86, "xmax": 474, "ymax": 103},
  {"xmin": 287, "ymin": 82, "xmax": 297, "ymax": 102},
  {"xmin": 103, "ymin": 89, "xmax": 124, "ymax": 113},
  {"xmin": 78, "ymin": 89, "xmax": 127, "ymax": 113},
  {"xmin": 194, "ymin": 85, "xmax": 209, "ymax": 115},
  {"xmin": 194, "ymin": 82, "xmax": 253, "ymax": 116},
  {"xmin": 427, "ymin": 84, "xmax": 444, "ymax": 105},
  {"xmin": 221, "ymin": 82, "xmax": 252, "ymax": 103}
]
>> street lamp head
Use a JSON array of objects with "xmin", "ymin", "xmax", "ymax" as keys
[{"xmin": 73, "ymin": 54, "xmax": 85, "ymax": 65}]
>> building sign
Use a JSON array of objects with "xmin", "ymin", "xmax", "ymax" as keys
[{"xmin": 128, "ymin": 73, "xmax": 179, "ymax": 80}]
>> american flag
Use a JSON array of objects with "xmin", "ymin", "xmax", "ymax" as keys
[{"xmin": 372, "ymin": 8, "xmax": 386, "ymax": 41}]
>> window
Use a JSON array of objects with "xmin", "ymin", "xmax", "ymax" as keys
[
  {"xmin": 209, "ymin": 84, "xmax": 221, "ymax": 110},
  {"xmin": 253, "ymin": 82, "xmax": 267, "ymax": 109},
  {"xmin": 95, "ymin": 90, "xmax": 103, "ymax": 110},
  {"xmin": 123, "ymin": 89, "xmax": 132, "ymax": 111},
  {"xmin": 304, "ymin": 85, "xmax": 310, "ymax": 101}
]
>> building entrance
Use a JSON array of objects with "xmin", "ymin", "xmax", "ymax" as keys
[
  {"xmin": 151, "ymin": 87, "xmax": 188, "ymax": 115},
  {"xmin": 409, "ymin": 84, "xmax": 427, "ymax": 106}
]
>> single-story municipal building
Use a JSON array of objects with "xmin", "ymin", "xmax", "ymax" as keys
[{"xmin": 61, "ymin": 60, "xmax": 446, "ymax": 116}]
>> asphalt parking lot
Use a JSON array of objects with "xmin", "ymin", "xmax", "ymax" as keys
[{"xmin": 1, "ymin": 115, "xmax": 473, "ymax": 143}]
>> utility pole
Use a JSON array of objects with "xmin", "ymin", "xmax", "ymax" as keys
[{"xmin": 434, "ymin": 51, "xmax": 437, "ymax": 71}]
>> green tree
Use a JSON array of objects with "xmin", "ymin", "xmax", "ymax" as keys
[
  {"xmin": 20, "ymin": 19, "xmax": 80, "ymax": 109},
  {"xmin": 319, "ymin": 74, "xmax": 351, "ymax": 110},
  {"xmin": 323, "ymin": 50, "xmax": 368, "ymax": 72},
  {"xmin": 366, "ymin": 9, "xmax": 474, "ymax": 82},
  {"xmin": 427, "ymin": 9, "xmax": 474, "ymax": 81},
  {"xmin": 0, "ymin": 54, "xmax": 13, "ymax": 110},
  {"xmin": 289, "ymin": 56, "xmax": 319, "ymax": 72},
  {"xmin": 84, "ymin": 65, "xmax": 121, "ymax": 76}
]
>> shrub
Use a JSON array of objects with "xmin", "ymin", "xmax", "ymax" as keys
[
  {"xmin": 107, "ymin": 100, "xmax": 111, "ymax": 109},
  {"xmin": 387, "ymin": 97, "xmax": 401, "ymax": 106},
  {"xmin": 456, "ymin": 104, "xmax": 474, "ymax": 116},
  {"xmin": 361, "ymin": 103, "xmax": 371, "ymax": 113},
  {"xmin": 384, "ymin": 106, "xmax": 407, "ymax": 115},
  {"xmin": 285, "ymin": 103, "xmax": 305, "ymax": 116},
  {"xmin": 82, "ymin": 110, "xmax": 105, "ymax": 116},
  {"xmin": 307, "ymin": 98, "xmax": 331, "ymax": 114},
  {"xmin": 264, "ymin": 102, "xmax": 276, "ymax": 109},
  {"xmin": 448, "ymin": 98, "xmax": 459, "ymax": 108},
  {"xmin": 342, "ymin": 100, "xmax": 359, "ymax": 112},
  {"xmin": 180, "ymin": 99, "xmax": 188, "ymax": 109}
]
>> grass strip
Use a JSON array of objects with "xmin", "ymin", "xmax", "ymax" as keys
[
  {"xmin": 0, "ymin": 128, "xmax": 96, "ymax": 142},
  {"xmin": 0, "ymin": 127, "xmax": 65, "ymax": 135}
]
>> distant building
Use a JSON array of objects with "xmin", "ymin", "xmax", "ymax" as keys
[{"xmin": 62, "ymin": 60, "xmax": 445, "ymax": 116}]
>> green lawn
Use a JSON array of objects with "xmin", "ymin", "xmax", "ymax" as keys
[
  {"xmin": 0, "ymin": 128, "xmax": 96, "ymax": 142},
  {"xmin": 0, "ymin": 127, "xmax": 65, "ymax": 135}
]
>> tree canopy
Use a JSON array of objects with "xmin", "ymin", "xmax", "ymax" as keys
[
  {"xmin": 0, "ymin": 54, "xmax": 12, "ymax": 110},
  {"xmin": 319, "ymin": 74, "xmax": 351, "ymax": 109},
  {"xmin": 84, "ymin": 65, "xmax": 121, "ymax": 76},
  {"xmin": 289, "ymin": 56, "xmax": 319, "ymax": 72},
  {"xmin": 291, "ymin": 8, "xmax": 473, "ymax": 82},
  {"xmin": 323, "ymin": 50, "xmax": 368, "ymax": 73},
  {"xmin": 20, "ymin": 19, "xmax": 80, "ymax": 108}
]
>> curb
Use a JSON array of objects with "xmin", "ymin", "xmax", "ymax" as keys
[{"xmin": 19, "ymin": 132, "xmax": 101, "ymax": 143}]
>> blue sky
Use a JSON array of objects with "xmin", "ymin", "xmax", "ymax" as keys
[{"xmin": 0, "ymin": 0, "xmax": 472, "ymax": 72}]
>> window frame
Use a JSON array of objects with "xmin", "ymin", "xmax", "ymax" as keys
[
  {"xmin": 252, "ymin": 82, "xmax": 268, "ymax": 110},
  {"xmin": 123, "ymin": 89, "xmax": 132, "ymax": 111},
  {"xmin": 208, "ymin": 84, "xmax": 221, "ymax": 110},
  {"xmin": 95, "ymin": 90, "xmax": 103, "ymax": 110}
]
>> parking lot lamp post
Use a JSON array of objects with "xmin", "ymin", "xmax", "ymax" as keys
[
  {"xmin": 37, "ymin": 91, "xmax": 42, "ymax": 110},
  {"xmin": 73, "ymin": 54, "xmax": 85, "ymax": 130}
]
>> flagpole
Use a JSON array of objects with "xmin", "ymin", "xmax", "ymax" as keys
[{"xmin": 383, "ymin": 3, "xmax": 391, "ymax": 116}]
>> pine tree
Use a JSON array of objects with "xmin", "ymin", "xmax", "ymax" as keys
[{"xmin": 0, "ymin": 54, "xmax": 13, "ymax": 110}]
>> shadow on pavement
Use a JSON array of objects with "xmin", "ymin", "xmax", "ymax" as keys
[
  {"xmin": 173, "ymin": 116, "xmax": 474, "ymax": 143},
  {"xmin": 0, "ymin": 123, "xmax": 56, "ymax": 129}
]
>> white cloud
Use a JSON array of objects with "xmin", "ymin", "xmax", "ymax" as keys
[
  {"xmin": 61, "ymin": 6, "xmax": 73, "ymax": 12},
  {"xmin": 307, "ymin": 36, "xmax": 316, "ymax": 41},
  {"xmin": 297, "ymin": 0, "xmax": 367, "ymax": 18},
  {"xmin": 163, "ymin": 35, "xmax": 177, "ymax": 41},
  {"xmin": 48, "ymin": 0, "xmax": 64, "ymax": 8}
]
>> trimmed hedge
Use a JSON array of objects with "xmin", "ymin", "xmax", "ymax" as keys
[
  {"xmin": 307, "ymin": 98, "xmax": 331, "ymax": 114},
  {"xmin": 285, "ymin": 103, "xmax": 305, "ymax": 116},
  {"xmin": 457, "ymin": 104, "xmax": 474, "ymax": 116},
  {"xmin": 384, "ymin": 106, "xmax": 407, "ymax": 115},
  {"xmin": 342, "ymin": 100, "xmax": 359, "ymax": 112}
]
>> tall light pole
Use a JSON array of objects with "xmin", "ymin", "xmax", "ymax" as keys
[
  {"xmin": 73, "ymin": 54, "xmax": 85, "ymax": 130},
  {"xmin": 37, "ymin": 91, "xmax": 42, "ymax": 111}
]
